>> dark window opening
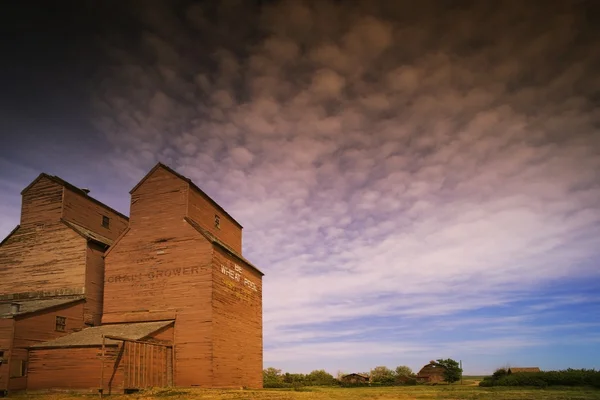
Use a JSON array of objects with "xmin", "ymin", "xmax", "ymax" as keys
[
  {"xmin": 55, "ymin": 316, "xmax": 66, "ymax": 332},
  {"xmin": 102, "ymin": 215, "xmax": 110, "ymax": 228},
  {"xmin": 9, "ymin": 360, "xmax": 26, "ymax": 378},
  {"xmin": 214, "ymin": 214, "xmax": 221, "ymax": 229},
  {"xmin": 0, "ymin": 350, "xmax": 4, "ymax": 361}
]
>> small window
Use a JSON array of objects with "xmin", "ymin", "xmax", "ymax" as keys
[
  {"xmin": 214, "ymin": 214, "xmax": 221, "ymax": 229},
  {"xmin": 55, "ymin": 316, "xmax": 66, "ymax": 332},
  {"xmin": 0, "ymin": 350, "xmax": 5, "ymax": 361},
  {"xmin": 9, "ymin": 359, "xmax": 26, "ymax": 377},
  {"xmin": 102, "ymin": 215, "xmax": 110, "ymax": 228}
]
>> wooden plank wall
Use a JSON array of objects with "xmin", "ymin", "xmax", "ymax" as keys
[
  {"xmin": 28, "ymin": 345, "xmax": 123, "ymax": 393},
  {"xmin": 0, "ymin": 318, "xmax": 14, "ymax": 391},
  {"xmin": 62, "ymin": 188, "xmax": 128, "ymax": 241},
  {"xmin": 8, "ymin": 302, "xmax": 85, "ymax": 391},
  {"xmin": 104, "ymin": 168, "xmax": 214, "ymax": 387},
  {"xmin": 0, "ymin": 224, "xmax": 87, "ymax": 295},
  {"xmin": 187, "ymin": 187, "xmax": 242, "ymax": 253},
  {"xmin": 85, "ymin": 242, "xmax": 107, "ymax": 326},
  {"xmin": 19, "ymin": 177, "xmax": 63, "ymax": 226},
  {"xmin": 212, "ymin": 248, "xmax": 263, "ymax": 388}
]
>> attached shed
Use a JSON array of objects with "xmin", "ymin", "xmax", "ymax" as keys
[
  {"xmin": 416, "ymin": 361, "xmax": 446, "ymax": 383},
  {"xmin": 340, "ymin": 373, "xmax": 370, "ymax": 384},
  {"xmin": 508, "ymin": 367, "xmax": 541, "ymax": 374},
  {"xmin": 0, "ymin": 297, "xmax": 85, "ymax": 394},
  {"xmin": 28, "ymin": 320, "xmax": 174, "ymax": 394}
]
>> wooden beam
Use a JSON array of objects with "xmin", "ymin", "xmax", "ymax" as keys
[
  {"xmin": 103, "ymin": 335, "xmax": 173, "ymax": 348},
  {"xmin": 100, "ymin": 335, "xmax": 105, "ymax": 398}
]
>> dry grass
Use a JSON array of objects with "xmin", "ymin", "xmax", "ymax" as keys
[{"xmin": 11, "ymin": 385, "xmax": 600, "ymax": 400}]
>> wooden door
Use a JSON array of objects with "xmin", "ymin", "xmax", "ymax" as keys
[{"xmin": 122, "ymin": 341, "xmax": 172, "ymax": 389}]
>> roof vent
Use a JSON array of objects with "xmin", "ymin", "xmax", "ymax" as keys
[
  {"xmin": 11, "ymin": 303, "xmax": 21, "ymax": 314},
  {"xmin": 81, "ymin": 188, "xmax": 91, "ymax": 195}
]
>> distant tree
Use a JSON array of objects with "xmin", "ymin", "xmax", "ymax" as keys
[
  {"xmin": 306, "ymin": 369, "xmax": 336, "ymax": 385},
  {"xmin": 336, "ymin": 370, "xmax": 347, "ymax": 380},
  {"xmin": 395, "ymin": 365, "xmax": 414, "ymax": 378},
  {"xmin": 263, "ymin": 367, "xmax": 284, "ymax": 387},
  {"xmin": 370, "ymin": 366, "xmax": 395, "ymax": 384},
  {"xmin": 435, "ymin": 359, "xmax": 462, "ymax": 384},
  {"xmin": 283, "ymin": 372, "xmax": 306, "ymax": 384}
]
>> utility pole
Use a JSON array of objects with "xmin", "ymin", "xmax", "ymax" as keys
[{"xmin": 460, "ymin": 360, "xmax": 463, "ymax": 385}]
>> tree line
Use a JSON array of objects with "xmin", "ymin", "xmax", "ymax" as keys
[{"xmin": 263, "ymin": 359, "xmax": 463, "ymax": 388}]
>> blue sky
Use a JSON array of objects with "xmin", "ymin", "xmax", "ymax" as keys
[{"xmin": 1, "ymin": 0, "xmax": 600, "ymax": 375}]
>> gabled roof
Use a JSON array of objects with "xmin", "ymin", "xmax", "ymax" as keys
[
  {"xmin": 0, "ymin": 296, "xmax": 85, "ymax": 319},
  {"xmin": 21, "ymin": 173, "xmax": 129, "ymax": 221},
  {"xmin": 509, "ymin": 367, "xmax": 541, "ymax": 373},
  {"xmin": 30, "ymin": 320, "xmax": 174, "ymax": 348},
  {"xmin": 61, "ymin": 219, "xmax": 113, "ymax": 247},
  {"xmin": 0, "ymin": 224, "xmax": 20, "ymax": 247},
  {"xmin": 131, "ymin": 162, "xmax": 242, "ymax": 228},
  {"xmin": 184, "ymin": 217, "xmax": 264, "ymax": 276},
  {"xmin": 417, "ymin": 362, "xmax": 446, "ymax": 377}
]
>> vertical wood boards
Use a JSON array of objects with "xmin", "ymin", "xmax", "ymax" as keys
[
  {"xmin": 122, "ymin": 341, "xmax": 171, "ymax": 389},
  {"xmin": 62, "ymin": 189, "xmax": 128, "ymax": 242}
]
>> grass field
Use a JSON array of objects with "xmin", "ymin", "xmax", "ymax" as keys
[{"xmin": 11, "ymin": 385, "xmax": 600, "ymax": 400}]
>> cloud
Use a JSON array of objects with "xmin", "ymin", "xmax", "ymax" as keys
[{"xmin": 86, "ymin": 0, "xmax": 600, "ymax": 372}]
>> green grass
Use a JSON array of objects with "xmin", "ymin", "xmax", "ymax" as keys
[{"xmin": 14, "ymin": 385, "xmax": 600, "ymax": 400}]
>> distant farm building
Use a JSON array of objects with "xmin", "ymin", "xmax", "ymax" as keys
[
  {"xmin": 340, "ymin": 373, "xmax": 370, "ymax": 384},
  {"xmin": 416, "ymin": 360, "xmax": 446, "ymax": 383},
  {"xmin": 508, "ymin": 367, "xmax": 541, "ymax": 373},
  {"xmin": 0, "ymin": 163, "xmax": 264, "ymax": 394}
]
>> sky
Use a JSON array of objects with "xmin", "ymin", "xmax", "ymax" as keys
[{"xmin": 1, "ymin": 0, "xmax": 600, "ymax": 375}]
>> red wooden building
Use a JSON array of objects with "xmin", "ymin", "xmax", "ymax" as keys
[
  {"xmin": 0, "ymin": 173, "xmax": 128, "ymax": 394},
  {"xmin": 17, "ymin": 163, "xmax": 263, "ymax": 393}
]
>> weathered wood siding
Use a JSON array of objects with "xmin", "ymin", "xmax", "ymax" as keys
[
  {"xmin": 28, "ymin": 345, "xmax": 124, "ymax": 393},
  {"xmin": 146, "ymin": 325, "xmax": 174, "ymax": 344},
  {"xmin": 212, "ymin": 248, "xmax": 262, "ymax": 388},
  {"xmin": 8, "ymin": 302, "xmax": 85, "ymax": 391},
  {"xmin": 104, "ymin": 221, "xmax": 214, "ymax": 387},
  {"xmin": 0, "ymin": 224, "xmax": 86, "ymax": 295},
  {"xmin": 62, "ymin": 188, "xmax": 128, "ymax": 241},
  {"xmin": 104, "ymin": 168, "xmax": 214, "ymax": 387},
  {"xmin": 85, "ymin": 243, "xmax": 106, "ymax": 326},
  {"xmin": 187, "ymin": 188, "xmax": 242, "ymax": 253},
  {"xmin": 0, "ymin": 318, "xmax": 14, "ymax": 391},
  {"xmin": 129, "ymin": 167, "xmax": 188, "ymax": 229},
  {"xmin": 104, "ymin": 164, "xmax": 262, "ymax": 388},
  {"xmin": 19, "ymin": 176, "xmax": 63, "ymax": 226}
]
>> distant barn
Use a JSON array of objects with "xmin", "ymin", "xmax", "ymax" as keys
[
  {"xmin": 508, "ymin": 367, "xmax": 541, "ymax": 373},
  {"xmin": 340, "ymin": 373, "xmax": 369, "ymax": 384},
  {"xmin": 416, "ymin": 361, "xmax": 446, "ymax": 383}
]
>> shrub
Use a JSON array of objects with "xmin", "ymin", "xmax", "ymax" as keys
[{"xmin": 479, "ymin": 369, "xmax": 600, "ymax": 388}]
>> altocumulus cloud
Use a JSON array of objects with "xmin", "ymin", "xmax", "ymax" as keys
[{"xmin": 89, "ymin": 0, "xmax": 600, "ymax": 373}]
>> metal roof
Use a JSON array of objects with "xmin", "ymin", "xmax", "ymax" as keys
[
  {"xmin": 0, "ymin": 296, "xmax": 85, "ymax": 319},
  {"xmin": 30, "ymin": 320, "xmax": 174, "ymax": 348}
]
